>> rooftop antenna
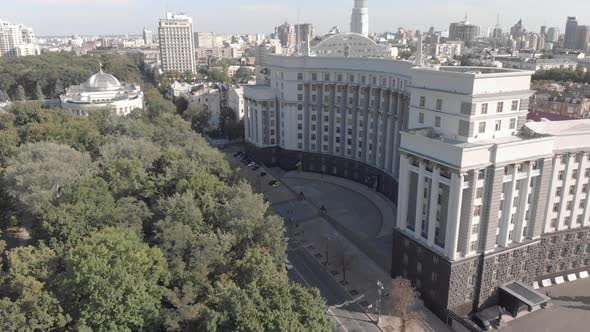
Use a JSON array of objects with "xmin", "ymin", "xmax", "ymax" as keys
[{"xmin": 496, "ymin": 13, "xmax": 500, "ymax": 28}]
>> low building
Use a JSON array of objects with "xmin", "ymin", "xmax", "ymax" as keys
[
  {"xmin": 60, "ymin": 68, "xmax": 143, "ymax": 116},
  {"xmin": 531, "ymin": 90, "xmax": 590, "ymax": 119},
  {"xmin": 228, "ymin": 85, "xmax": 245, "ymax": 120},
  {"xmin": 195, "ymin": 47, "xmax": 237, "ymax": 64}
]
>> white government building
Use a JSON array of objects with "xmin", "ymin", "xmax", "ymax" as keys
[
  {"xmin": 60, "ymin": 68, "xmax": 144, "ymax": 116},
  {"xmin": 243, "ymin": 54, "xmax": 590, "ymax": 324}
]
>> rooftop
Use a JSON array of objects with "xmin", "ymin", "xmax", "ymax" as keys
[{"xmin": 525, "ymin": 119, "xmax": 590, "ymax": 136}]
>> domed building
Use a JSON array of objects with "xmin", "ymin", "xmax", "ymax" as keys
[
  {"xmin": 60, "ymin": 67, "xmax": 144, "ymax": 116},
  {"xmin": 311, "ymin": 33, "xmax": 394, "ymax": 58}
]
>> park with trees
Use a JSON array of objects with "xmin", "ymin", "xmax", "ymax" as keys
[{"xmin": 0, "ymin": 54, "xmax": 332, "ymax": 331}]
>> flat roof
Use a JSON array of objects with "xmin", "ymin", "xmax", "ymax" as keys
[
  {"xmin": 525, "ymin": 119, "xmax": 590, "ymax": 136},
  {"xmin": 500, "ymin": 281, "xmax": 550, "ymax": 307}
]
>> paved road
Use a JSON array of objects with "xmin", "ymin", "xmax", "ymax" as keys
[{"xmin": 287, "ymin": 238, "xmax": 381, "ymax": 332}]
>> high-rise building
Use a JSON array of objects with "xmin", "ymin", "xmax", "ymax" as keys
[
  {"xmin": 0, "ymin": 19, "xmax": 39, "ymax": 57},
  {"xmin": 547, "ymin": 27, "xmax": 560, "ymax": 43},
  {"xmin": 275, "ymin": 22, "xmax": 296, "ymax": 50},
  {"xmin": 541, "ymin": 25, "xmax": 547, "ymax": 36},
  {"xmin": 143, "ymin": 28, "xmax": 153, "ymax": 45},
  {"xmin": 576, "ymin": 25, "xmax": 590, "ymax": 51},
  {"xmin": 294, "ymin": 23, "xmax": 314, "ymax": 45},
  {"xmin": 510, "ymin": 19, "xmax": 526, "ymax": 38},
  {"xmin": 565, "ymin": 16, "xmax": 578, "ymax": 49},
  {"xmin": 350, "ymin": 0, "xmax": 369, "ymax": 37},
  {"xmin": 449, "ymin": 19, "xmax": 479, "ymax": 45},
  {"xmin": 158, "ymin": 12, "xmax": 196, "ymax": 73}
]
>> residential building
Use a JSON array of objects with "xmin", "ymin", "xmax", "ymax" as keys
[
  {"xmin": 0, "ymin": 18, "xmax": 39, "ymax": 57},
  {"xmin": 228, "ymin": 85, "xmax": 245, "ymax": 120},
  {"xmin": 350, "ymin": 0, "xmax": 369, "ymax": 37},
  {"xmin": 195, "ymin": 32, "xmax": 224, "ymax": 48},
  {"xmin": 143, "ymin": 28, "xmax": 153, "ymax": 45},
  {"xmin": 294, "ymin": 23, "xmax": 315, "ymax": 45},
  {"xmin": 243, "ymin": 54, "xmax": 590, "ymax": 325},
  {"xmin": 158, "ymin": 12, "xmax": 196, "ymax": 72},
  {"xmin": 565, "ymin": 16, "xmax": 578, "ymax": 49},
  {"xmin": 449, "ymin": 19, "xmax": 480, "ymax": 46},
  {"xmin": 60, "ymin": 68, "xmax": 143, "ymax": 116},
  {"xmin": 275, "ymin": 22, "xmax": 296, "ymax": 51},
  {"xmin": 547, "ymin": 27, "xmax": 560, "ymax": 43},
  {"xmin": 195, "ymin": 47, "xmax": 237, "ymax": 64},
  {"xmin": 577, "ymin": 25, "xmax": 590, "ymax": 51}
]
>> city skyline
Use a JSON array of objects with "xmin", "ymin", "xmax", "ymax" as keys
[{"xmin": 3, "ymin": 0, "xmax": 590, "ymax": 36}]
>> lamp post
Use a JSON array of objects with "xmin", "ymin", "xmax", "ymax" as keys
[{"xmin": 376, "ymin": 280, "xmax": 384, "ymax": 326}]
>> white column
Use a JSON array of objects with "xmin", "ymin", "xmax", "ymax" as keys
[
  {"xmin": 544, "ymin": 157, "xmax": 561, "ymax": 233},
  {"xmin": 558, "ymin": 154, "xmax": 575, "ymax": 231},
  {"xmin": 572, "ymin": 155, "xmax": 587, "ymax": 229},
  {"xmin": 445, "ymin": 173, "xmax": 464, "ymax": 260},
  {"xmin": 427, "ymin": 167, "xmax": 440, "ymax": 247},
  {"xmin": 499, "ymin": 167, "xmax": 517, "ymax": 247},
  {"xmin": 414, "ymin": 162, "xmax": 426, "ymax": 240},
  {"xmin": 396, "ymin": 155, "xmax": 410, "ymax": 229},
  {"xmin": 514, "ymin": 164, "xmax": 533, "ymax": 243}
]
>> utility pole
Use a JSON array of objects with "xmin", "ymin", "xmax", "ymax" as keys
[{"xmin": 376, "ymin": 280, "xmax": 384, "ymax": 326}]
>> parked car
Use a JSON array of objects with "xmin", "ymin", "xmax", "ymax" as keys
[
  {"xmin": 247, "ymin": 162, "xmax": 257, "ymax": 168},
  {"xmin": 269, "ymin": 180, "xmax": 280, "ymax": 188},
  {"xmin": 241, "ymin": 158, "xmax": 251, "ymax": 165},
  {"xmin": 233, "ymin": 152, "xmax": 243, "ymax": 157},
  {"xmin": 252, "ymin": 166, "xmax": 260, "ymax": 171},
  {"xmin": 285, "ymin": 258, "xmax": 293, "ymax": 270},
  {"xmin": 259, "ymin": 172, "xmax": 267, "ymax": 177}
]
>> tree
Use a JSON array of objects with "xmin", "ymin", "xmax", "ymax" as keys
[
  {"xmin": 183, "ymin": 103, "xmax": 212, "ymax": 133},
  {"xmin": 233, "ymin": 67, "xmax": 254, "ymax": 84},
  {"xmin": 0, "ymin": 89, "xmax": 9, "ymax": 102},
  {"xmin": 15, "ymin": 85, "xmax": 26, "ymax": 101},
  {"xmin": 391, "ymin": 277, "xmax": 423, "ymax": 332},
  {"xmin": 53, "ymin": 78, "xmax": 64, "ymax": 97},
  {"xmin": 3, "ymin": 142, "xmax": 95, "ymax": 214},
  {"xmin": 174, "ymin": 96, "xmax": 190, "ymax": 116},
  {"xmin": 58, "ymin": 227, "xmax": 169, "ymax": 331},
  {"xmin": 34, "ymin": 82, "xmax": 45, "ymax": 101},
  {"xmin": 332, "ymin": 238, "xmax": 357, "ymax": 284}
]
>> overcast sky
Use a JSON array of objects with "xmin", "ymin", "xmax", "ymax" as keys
[{"xmin": 2, "ymin": 0, "xmax": 590, "ymax": 36}]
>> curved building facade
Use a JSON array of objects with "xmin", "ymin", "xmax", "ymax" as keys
[
  {"xmin": 311, "ymin": 33, "xmax": 392, "ymax": 58},
  {"xmin": 244, "ymin": 55, "xmax": 413, "ymax": 201},
  {"xmin": 60, "ymin": 69, "xmax": 144, "ymax": 116}
]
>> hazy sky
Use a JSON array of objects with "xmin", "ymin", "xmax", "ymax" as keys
[{"xmin": 2, "ymin": 0, "xmax": 590, "ymax": 36}]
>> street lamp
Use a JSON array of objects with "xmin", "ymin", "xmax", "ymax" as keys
[{"xmin": 376, "ymin": 280, "xmax": 384, "ymax": 326}]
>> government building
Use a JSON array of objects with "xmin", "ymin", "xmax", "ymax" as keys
[
  {"xmin": 60, "ymin": 68, "xmax": 144, "ymax": 116},
  {"xmin": 243, "ymin": 54, "xmax": 590, "ymax": 324}
]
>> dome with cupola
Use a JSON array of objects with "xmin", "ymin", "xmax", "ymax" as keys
[{"xmin": 84, "ymin": 69, "xmax": 122, "ymax": 91}]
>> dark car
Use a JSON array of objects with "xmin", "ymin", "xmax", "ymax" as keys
[
  {"xmin": 233, "ymin": 152, "xmax": 243, "ymax": 157},
  {"xmin": 252, "ymin": 166, "xmax": 260, "ymax": 171},
  {"xmin": 472, "ymin": 305, "xmax": 501, "ymax": 331},
  {"xmin": 260, "ymin": 172, "xmax": 267, "ymax": 177},
  {"xmin": 242, "ymin": 158, "xmax": 252, "ymax": 165},
  {"xmin": 268, "ymin": 180, "xmax": 280, "ymax": 188}
]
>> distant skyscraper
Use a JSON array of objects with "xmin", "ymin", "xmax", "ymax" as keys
[
  {"xmin": 510, "ymin": 19, "xmax": 525, "ymax": 38},
  {"xmin": 564, "ymin": 16, "xmax": 578, "ymax": 49},
  {"xmin": 0, "ymin": 18, "xmax": 39, "ymax": 57},
  {"xmin": 275, "ymin": 22, "xmax": 296, "ymax": 50},
  {"xmin": 350, "ymin": 0, "xmax": 369, "ymax": 37},
  {"xmin": 159, "ymin": 12, "xmax": 196, "ymax": 72},
  {"xmin": 577, "ymin": 25, "xmax": 590, "ymax": 51},
  {"xmin": 547, "ymin": 27, "xmax": 560, "ymax": 43},
  {"xmin": 448, "ymin": 18, "xmax": 479, "ymax": 45},
  {"xmin": 143, "ymin": 28, "xmax": 153, "ymax": 45},
  {"xmin": 540, "ymin": 26, "xmax": 547, "ymax": 35},
  {"xmin": 294, "ymin": 23, "xmax": 314, "ymax": 44}
]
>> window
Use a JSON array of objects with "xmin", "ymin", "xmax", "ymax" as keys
[
  {"xmin": 474, "ymin": 206, "xmax": 481, "ymax": 217},
  {"xmin": 553, "ymin": 203, "xmax": 559, "ymax": 212},
  {"xmin": 556, "ymin": 186, "xmax": 563, "ymax": 196},
  {"xmin": 418, "ymin": 113, "xmax": 424, "ymax": 124},
  {"xmin": 570, "ymin": 185, "xmax": 576, "ymax": 195},
  {"xmin": 495, "ymin": 120, "xmax": 502, "ymax": 131},
  {"xmin": 510, "ymin": 118, "xmax": 517, "ymax": 129},
  {"xmin": 511, "ymin": 100, "xmax": 519, "ymax": 111},
  {"xmin": 311, "ymin": 73, "xmax": 317, "ymax": 81},
  {"xmin": 472, "ymin": 224, "xmax": 480, "ymax": 234},
  {"xmin": 419, "ymin": 96, "xmax": 426, "ymax": 107},
  {"xmin": 297, "ymin": 94, "xmax": 303, "ymax": 101},
  {"xmin": 586, "ymin": 168, "xmax": 590, "ymax": 178},
  {"xmin": 297, "ymin": 133, "xmax": 303, "ymax": 139},
  {"xmin": 551, "ymin": 218, "xmax": 558, "ymax": 227},
  {"xmin": 435, "ymin": 116, "xmax": 441, "ymax": 128},
  {"xmin": 470, "ymin": 240, "xmax": 478, "ymax": 252},
  {"xmin": 436, "ymin": 99, "xmax": 443, "ymax": 111},
  {"xmin": 476, "ymin": 187, "xmax": 484, "ymax": 199},
  {"xmin": 417, "ymin": 262, "xmax": 422, "ymax": 273},
  {"xmin": 477, "ymin": 169, "xmax": 486, "ymax": 180},
  {"xmin": 297, "ymin": 124, "xmax": 303, "ymax": 130},
  {"xmin": 584, "ymin": 184, "xmax": 588, "ymax": 193},
  {"xmin": 497, "ymin": 102, "xmax": 504, "ymax": 113},
  {"xmin": 558, "ymin": 170, "xmax": 565, "ymax": 180},
  {"xmin": 481, "ymin": 103, "xmax": 488, "ymax": 114},
  {"xmin": 478, "ymin": 122, "xmax": 486, "ymax": 134},
  {"xmin": 297, "ymin": 73, "xmax": 303, "ymax": 80}
]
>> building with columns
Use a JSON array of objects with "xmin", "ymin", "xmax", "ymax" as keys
[{"xmin": 244, "ymin": 56, "xmax": 590, "ymax": 324}]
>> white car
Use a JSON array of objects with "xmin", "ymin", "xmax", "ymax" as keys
[
  {"xmin": 247, "ymin": 162, "xmax": 257, "ymax": 168},
  {"xmin": 285, "ymin": 258, "xmax": 293, "ymax": 270}
]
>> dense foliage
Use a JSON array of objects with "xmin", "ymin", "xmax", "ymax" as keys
[
  {"xmin": 532, "ymin": 68, "xmax": 590, "ymax": 83},
  {"xmin": 0, "ymin": 88, "xmax": 332, "ymax": 330},
  {"xmin": 0, "ymin": 52, "xmax": 141, "ymax": 100}
]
